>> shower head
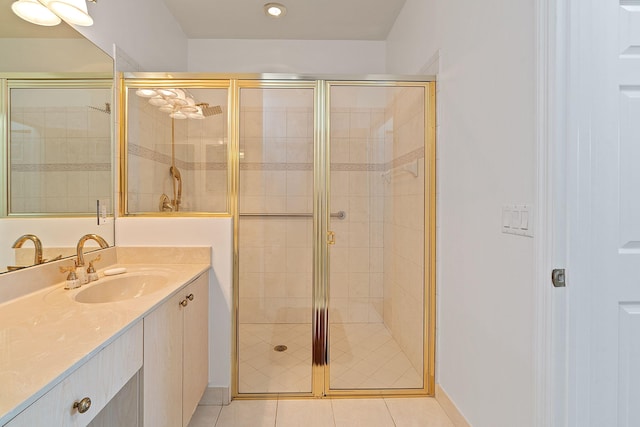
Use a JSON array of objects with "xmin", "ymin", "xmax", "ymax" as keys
[
  {"xmin": 196, "ymin": 103, "xmax": 223, "ymax": 117},
  {"xmin": 88, "ymin": 102, "xmax": 111, "ymax": 114}
]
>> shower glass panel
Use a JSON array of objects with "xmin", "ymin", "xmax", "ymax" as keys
[
  {"xmin": 237, "ymin": 86, "xmax": 315, "ymax": 394},
  {"xmin": 125, "ymin": 85, "xmax": 229, "ymax": 214},
  {"xmin": 328, "ymin": 84, "xmax": 426, "ymax": 391}
]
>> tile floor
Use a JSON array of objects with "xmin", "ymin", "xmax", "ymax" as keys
[
  {"xmin": 239, "ymin": 323, "xmax": 422, "ymax": 393},
  {"xmin": 188, "ymin": 397, "xmax": 455, "ymax": 427},
  {"xmin": 330, "ymin": 323, "xmax": 422, "ymax": 389}
]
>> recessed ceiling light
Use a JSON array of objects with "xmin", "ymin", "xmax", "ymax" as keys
[{"xmin": 264, "ymin": 2, "xmax": 286, "ymax": 18}]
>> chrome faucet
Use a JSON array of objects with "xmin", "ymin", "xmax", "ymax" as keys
[
  {"xmin": 76, "ymin": 234, "xmax": 109, "ymax": 267},
  {"xmin": 12, "ymin": 234, "xmax": 43, "ymax": 265}
]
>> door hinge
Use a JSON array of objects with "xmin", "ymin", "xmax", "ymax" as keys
[{"xmin": 551, "ymin": 268, "xmax": 566, "ymax": 288}]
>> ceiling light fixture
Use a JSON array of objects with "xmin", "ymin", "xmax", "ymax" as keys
[
  {"xmin": 137, "ymin": 88, "xmax": 208, "ymax": 120},
  {"xmin": 11, "ymin": 0, "xmax": 61, "ymax": 26},
  {"xmin": 49, "ymin": 0, "xmax": 93, "ymax": 26},
  {"xmin": 264, "ymin": 2, "xmax": 286, "ymax": 18},
  {"xmin": 11, "ymin": 0, "xmax": 95, "ymax": 27}
]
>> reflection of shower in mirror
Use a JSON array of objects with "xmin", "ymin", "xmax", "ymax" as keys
[
  {"xmin": 148, "ymin": 94, "xmax": 222, "ymax": 212},
  {"xmin": 126, "ymin": 83, "xmax": 230, "ymax": 215}
]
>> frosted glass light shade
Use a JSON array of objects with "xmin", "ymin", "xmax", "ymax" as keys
[
  {"xmin": 187, "ymin": 107, "xmax": 205, "ymax": 119},
  {"xmin": 148, "ymin": 96, "xmax": 168, "ymax": 106},
  {"xmin": 181, "ymin": 97, "xmax": 198, "ymax": 113},
  {"xmin": 172, "ymin": 89, "xmax": 188, "ymax": 106},
  {"xmin": 170, "ymin": 111, "xmax": 187, "ymax": 120},
  {"xmin": 158, "ymin": 105, "xmax": 174, "ymax": 113},
  {"xmin": 136, "ymin": 88, "xmax": 158, "ymax": 98},
  {"xmin": 11, "ymin": 0, "xmax": 62, "ymax": 26},
  {"xmin": 49, "ymin": 0, "xmax": 93, "ymax": 26},
  {"xmin": 157, "ymin": 89, "xmax": 178, "ymax": 98}
]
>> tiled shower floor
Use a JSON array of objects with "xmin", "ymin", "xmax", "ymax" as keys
[{"xmin": 238, "ymin": 323, "xmax": 422, "ymax": 393}]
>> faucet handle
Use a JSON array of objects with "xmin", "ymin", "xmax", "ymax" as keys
[
  {"xmin": 59, "ymin": 264, "xmax": 78, "ymax": 281},
  {"xmin": 87, "ymin": 255, "xmax": 101, "ymax": 273},
  {"xmin": 59, "ymin": 264, "xmax": 74, "ymax": 273}
]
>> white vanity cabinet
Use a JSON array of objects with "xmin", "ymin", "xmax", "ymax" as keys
[
  {"xmin": 143, "ymin": 271, "xmax": 209, "ymax": 427},
  {"xmin": 4, "ymin": 322, "xmax": 143, "ymax": 427}
]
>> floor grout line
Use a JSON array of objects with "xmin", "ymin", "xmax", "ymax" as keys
[
  {"xmin": 382, "ymin": 397, "xmax": 398, "ymax": 427},
  {"xmin": 273, "ymin": 398, "xmax": 279, "ymax": 427}
]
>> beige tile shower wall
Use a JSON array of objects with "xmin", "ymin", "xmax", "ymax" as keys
[
  {"xmin": 10, "ymin": 106, "xmax": 111, "ymax": 213},
  {"xmin": 329, "ymin": 107, "xmax": 386, "ymax": 325},
  {"xmin": 189, "ymin": 113, "xmax": 228, "ymax": 212},
  {"xmin": 382, "ymin": 87, "xmax": 426, "ymax": 374},
  {"xmin": 127, "ymin": 98, "xmax": 169, "ymax": 212},
  {"xmin": 238, "ymin": 104, "xmax": 314, "ymax": 324}
]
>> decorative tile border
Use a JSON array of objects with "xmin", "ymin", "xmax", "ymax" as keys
[
  {"xmin": 128, "ymin": 143, "xmax": 424, "ymax": 173},
  {"xmin": 240, "ymin": 162, "xmax": 313, "ymax": 171},
  {"xmin": 202, "ymin": 163, "xmax": 228, "ymax": 170},
  {"xmin": 331, "ymin": 163, "xmax": 385, "ymax": 172},
  {"xmin": 129, "ymin": 143, "xmax": 226, "ymax": 171},
  {"xmin": 128, "ymin": 143, "xmax": 175, "ymax": 167},
  {"xmin": 11, "ymin": 163, "xmax": 110, "ymax": 172}
]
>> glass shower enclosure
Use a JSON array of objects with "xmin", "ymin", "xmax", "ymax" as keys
[{"xmin": 122, "ymin": 75, "xmax": 435, "ymax": 398}]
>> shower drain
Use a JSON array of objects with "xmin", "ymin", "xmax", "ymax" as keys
[{"xmin": 274, "ymin": 345, "xmax": 288, "ymax": 352}]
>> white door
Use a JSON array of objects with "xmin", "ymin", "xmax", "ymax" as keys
[{"xmin": 567, "ymin": 0, "xmax": 640, "ymax": 425}]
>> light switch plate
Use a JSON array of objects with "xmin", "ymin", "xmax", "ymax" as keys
[
  {"xmin": 97, "ymin": 199, "xmax": 111, "ymax": 225},
  {"xmin": 502, "ymin": 204, "xmax": 533, "ymax": 237}
]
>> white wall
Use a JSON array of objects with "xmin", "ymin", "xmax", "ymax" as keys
[
  {"xmin": 115, "ymin": 217, "xmax": 233, "ymax": 390},
  {"xmin": 0, "ymin": 39, "xmax": 112, "ymax": 73},
  {"xmin": 387, "ymin": 1, "xmax": 536, "ymax": 426},
  {"xmin": 188, "ymin": 39, "xmax": 386, "ymax": 74},
  {"xmin": 73, "ymin": 0, "xmax": 188, "ymax": 71}
]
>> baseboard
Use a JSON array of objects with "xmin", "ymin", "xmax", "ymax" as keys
[
  {"xmin": 199, "ymin": 387, "xmax": 231, "ymax": 406},
  {"xmin": 435, "ymin": 384, "xmax": 471, "ymax": 427}
]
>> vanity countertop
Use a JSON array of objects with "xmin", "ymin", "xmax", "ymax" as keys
[{"xmin": 0, "ymin": 262, "xmax": 210, "ymax": 425}]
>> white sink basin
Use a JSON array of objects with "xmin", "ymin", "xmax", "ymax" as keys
[{"xmin": 74, "ymin": 272, "xmax": 170, "ymax": 303}]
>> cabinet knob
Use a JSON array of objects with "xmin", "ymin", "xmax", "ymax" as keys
[
  {"xmin": 187, "ymin": 293, "xmax": 194, "ymax": 301},
  {"xmin": 73, "ymin": 397, "xmax": 92, "ymax": 414},
  {"xmin": 180, "ymin": 299, "xmax": 188, "ymax": 307}
]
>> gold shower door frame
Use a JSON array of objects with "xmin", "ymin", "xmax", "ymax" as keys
[{"xmin": 233, "ymin": 78, "xmax": 436, "ymax": 399}]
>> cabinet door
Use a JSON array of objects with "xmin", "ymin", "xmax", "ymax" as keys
[
  {"xmin": 182, "ymin": 272, "xmax": 209, "ymax": 426},
  {"xmin": 143, "ymin": 292, "xmax": 183, "ymax": 427}
]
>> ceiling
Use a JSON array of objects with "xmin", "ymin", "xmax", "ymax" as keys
[
  {"xmin": 162, "ymin": 0, "xmax": 407, "ymax": 40},
  {"xmin": 1, "ymin": 0, "xmax": 407, "ymax": 41}
]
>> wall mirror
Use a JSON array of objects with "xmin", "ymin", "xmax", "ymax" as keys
[{"xmin": 0, "ymin": 0, "xmax": 115, "ymax": 274}]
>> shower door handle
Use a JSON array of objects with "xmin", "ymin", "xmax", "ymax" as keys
[{"xmin": 327, "ymin": 231, "xmax": 336, "ymax": 245}]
